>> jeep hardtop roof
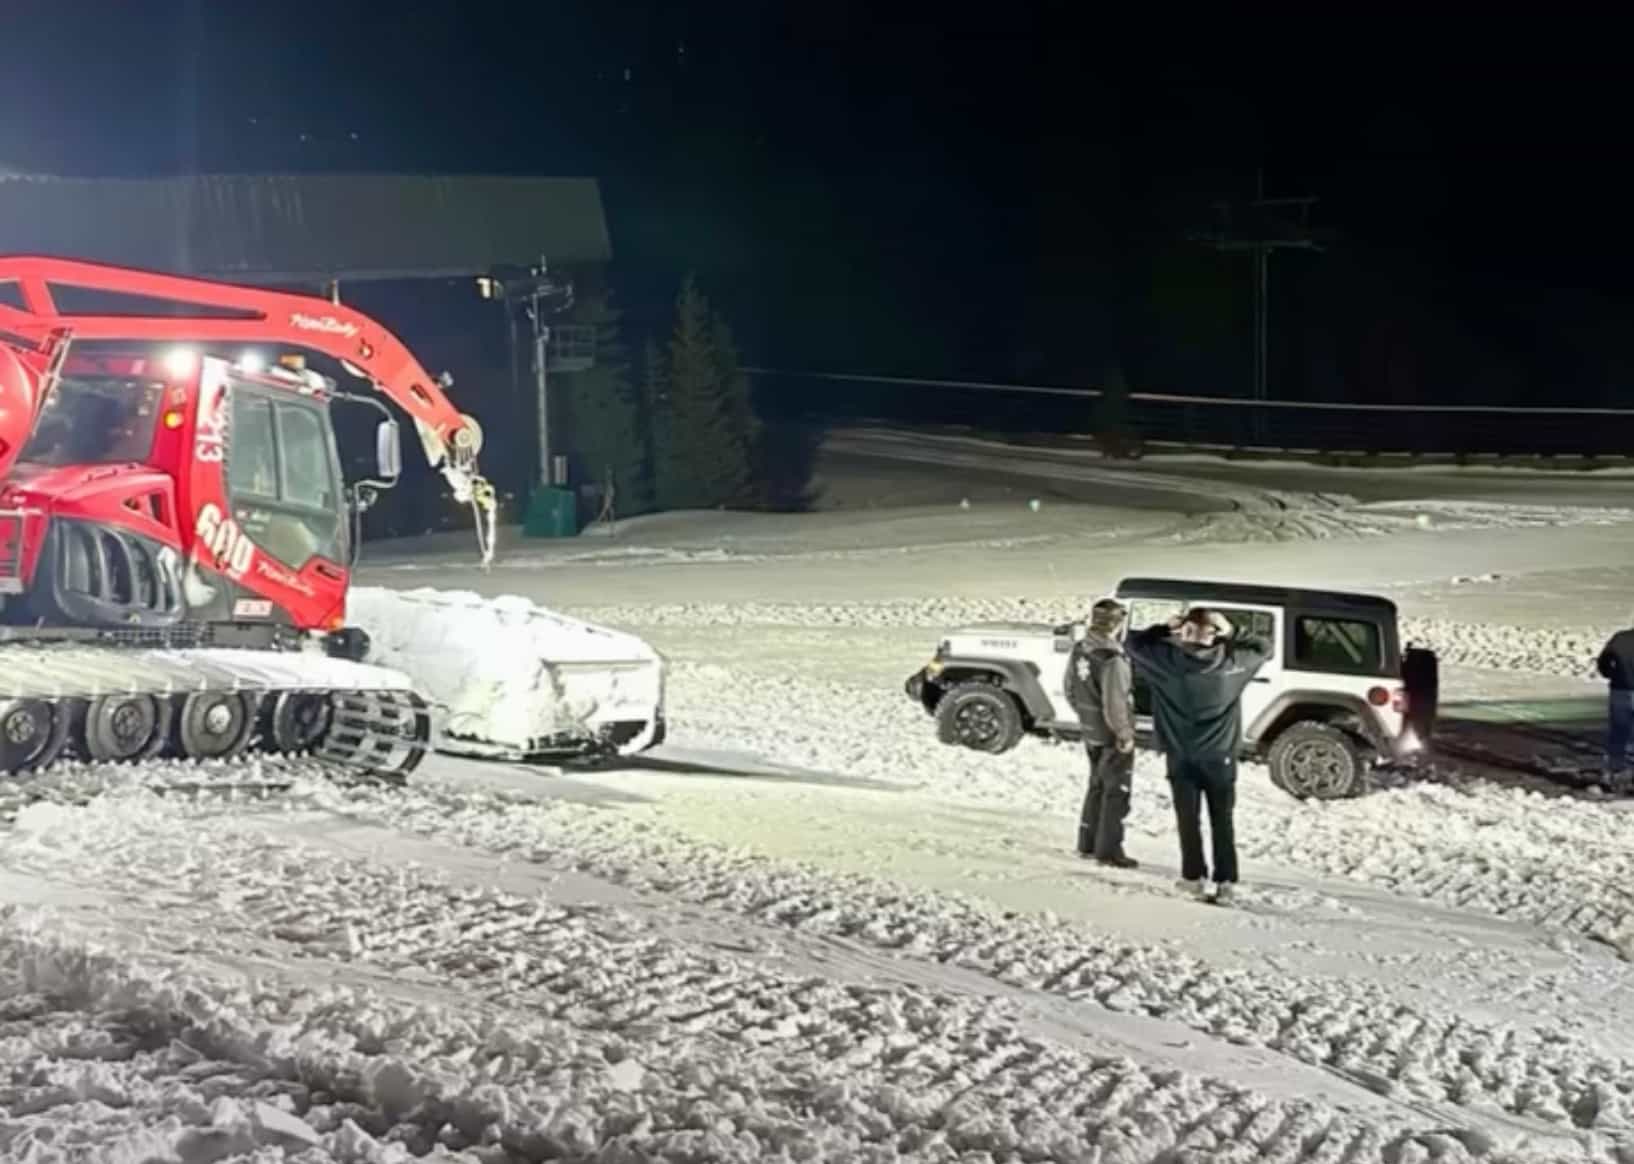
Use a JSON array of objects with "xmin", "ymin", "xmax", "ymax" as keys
[{"xmin": 1115, "ymin": 577, "xmax": 1397, "ymax": 619}]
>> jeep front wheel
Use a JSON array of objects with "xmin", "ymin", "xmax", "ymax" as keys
[
  {"xmin": 935, "ymin": 682, "xmax": 1024, "ymax": 754},
  {"xmin": 1267, "ymin": 722, "xmax": 1367, "ymax": 799}
]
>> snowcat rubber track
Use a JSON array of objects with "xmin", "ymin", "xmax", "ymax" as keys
[{"xmin": 0, "ymin": 644, "xmax": 431, "ymax": 779}]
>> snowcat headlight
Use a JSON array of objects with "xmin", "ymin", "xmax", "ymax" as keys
[{"xmin": 163, "ymin": 347, "xmax": 198, "ymax": 379}]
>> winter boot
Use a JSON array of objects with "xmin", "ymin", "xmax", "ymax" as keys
[{"xmin": 1097, "ymin": 854, "xmax": 1139, "ymax": 870}]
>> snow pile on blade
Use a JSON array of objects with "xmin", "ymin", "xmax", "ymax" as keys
[{"xmin": 346, "ymin": 586, "xmax": 664, "ymax": 760}]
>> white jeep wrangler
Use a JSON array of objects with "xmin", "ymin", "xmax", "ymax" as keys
[{"xmin": 904, "ymin": 577, "xmax": 1438, "ymax": 799}]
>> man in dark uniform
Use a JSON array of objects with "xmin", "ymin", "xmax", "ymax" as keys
[
  {"xmin": 1596, "ymin": 619, "xmax": 1634, "ymax": 784},
  {"xmin": 1126, "ymin": 607, "xmax": 1271, "ymax": 903},
  {"xmin": 1066, "ymin": 598, "xmax": 1137, "ymax": 867}
]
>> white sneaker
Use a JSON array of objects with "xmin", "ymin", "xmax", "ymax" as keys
[
  {"xmin": 1176, "ymin": 878, "xmax": 1205, "ymax": 897},
  {"xmin": 1211, "ymin": 882, "xmax": 1236, "ymax": 905}
]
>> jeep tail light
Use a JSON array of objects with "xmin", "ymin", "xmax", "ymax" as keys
[{"xmin": 1366, "ymin": 686, "xmax": 1391, "ymax": 707}]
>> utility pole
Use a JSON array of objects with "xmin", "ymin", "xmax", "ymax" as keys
[
  {"xmin": 1188, "ymin": 169, "xmax": 1327, "ymax": 442},
  {"xmin": 500, "ymin": 255, "xmax": 572, "ymax": 488},
  {"xmin": 1253, "ymin": 172, "xmax": 1269, "ymax": 412},
  {"xmin": 529, "ymin": 279, "xmax": 553, "ymax": 486},
  {"xmin": 475, "ymin": 258, "xmax": 576, "ymax": 535}
]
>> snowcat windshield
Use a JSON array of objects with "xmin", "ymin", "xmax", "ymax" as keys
[{"xmin": 19, "ymin": 378, "xmax": 164, "ymax": 467}]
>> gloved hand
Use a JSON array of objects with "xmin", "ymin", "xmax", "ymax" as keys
[{"xmin": 1117, "ymin": 737, "xmax": 1135, "ymax": 754}]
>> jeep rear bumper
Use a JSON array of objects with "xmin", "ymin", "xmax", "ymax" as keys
[{"xmin": 1381, "ymin": 723, "xmax": 1428, "ymax": 766}]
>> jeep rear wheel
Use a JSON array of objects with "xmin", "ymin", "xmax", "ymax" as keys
[
  {"xmin": 935, "ymin": 682, "xmax": 1024, "ymax": 754},
  {"xmin": 1267, "ymin": 721, "xmax": 1367, "ymax": 800}
]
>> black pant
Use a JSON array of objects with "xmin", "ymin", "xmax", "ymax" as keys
[
  {"xmin": 1609, "ymin": 689, "xmax": 1634, "ymax": 772},
  {"xmin": 1078, "ymin": 743, "xmax": 1133, "ymax": 858},
  {"xmin": 1167, "ymin": 754, "xmax": 1237, "ymax": 883}
]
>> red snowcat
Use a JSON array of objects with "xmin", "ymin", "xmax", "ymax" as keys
[{"xmin": 0, "ymin": 256, "xmax": 498, "ymax": 778}]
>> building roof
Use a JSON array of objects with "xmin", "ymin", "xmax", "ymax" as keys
[{"xmin": 0, "ymin": 173, "xmax": 610, "ymax": 283}]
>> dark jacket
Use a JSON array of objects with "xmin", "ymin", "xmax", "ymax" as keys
[
  {"xmin": 1598, "ymin": 629, "xmax": 1634, "ymax": 691},
  {"xmin": 1126, "ymin": 624, "xmax": 1271, "ymax": 761},
  {"xmin": 1066, "ymin": 630, "xmax": 1134, "ymax": 747}
]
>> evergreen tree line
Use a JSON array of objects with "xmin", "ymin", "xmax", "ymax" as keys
[{"xmin": 560, "ymin": 276, "xmax": 812, "ymax": 520}]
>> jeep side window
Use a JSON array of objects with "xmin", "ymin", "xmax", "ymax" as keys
[
  {"xmin": 1208, "ymin": 607, "xmax": 1276, "ymax": 647},
  {"xmin": 1125, "ymin": 600, "xmax": 1183, "ymax": 632},
  {"xmin": 1122, "ymin": 600, "xmax": 1182, "ymax": 718},
  {"xmin": 1293, "ymin": 616, "xmax": 1384, "ymax": 674}
]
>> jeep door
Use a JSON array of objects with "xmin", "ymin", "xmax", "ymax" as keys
[
  {"xmin": 1211, "ymin": 603, "xmax": 1282, "ymax": 733},
  {"xmin": 1041, "ymin": 624, "xmax": 1080, "ymax": 727}
]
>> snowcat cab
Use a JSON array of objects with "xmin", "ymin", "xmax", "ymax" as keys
[{"xmin": 3, "ymin": 350, "xmax": 380, "ymax": 636}]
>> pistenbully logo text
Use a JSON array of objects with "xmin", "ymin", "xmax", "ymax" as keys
[{"xmin": 289, "ymin": 312, "xmax": 360, "ymax": 338}]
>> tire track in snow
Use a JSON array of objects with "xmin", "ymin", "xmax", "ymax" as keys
[
  {"xmin": 269, "ymin": 777, "xmax": 1634, "ymax": 1148},
  {"xmin": 1, "ymin": 798, "xmax": 1551, "ymax": 1164},
  {"xmin": 5, "ymin": 719, "xmax": 1634, "ymax": 1148}
]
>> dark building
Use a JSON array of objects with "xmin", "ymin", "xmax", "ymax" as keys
[{"xmin": 0, "ymin": 172, "xmax": 614, "ymax": 536}]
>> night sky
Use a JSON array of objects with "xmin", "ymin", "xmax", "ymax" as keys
[{"xmin": 2, "ymin": 5, "xmax": 1627, "ymax": 407}]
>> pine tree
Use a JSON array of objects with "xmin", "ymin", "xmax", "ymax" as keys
[
  {"xmin": 561, "ymin": 291, "xmax": 652, "ymax": 516},
  {"xmin": 642, "ymin": 336, "xmax": 675, "ymax": 509},
  {"xmin": 710, "ymin": 312, "xmax": 761, "ymax": 502},
  {"xmin": 651, "ymin": 277, "xmax": 754, "ymax": 509},
  {"xmin": 1096, "ymin": 359, "xmax": 1133, "ymax": 457}
]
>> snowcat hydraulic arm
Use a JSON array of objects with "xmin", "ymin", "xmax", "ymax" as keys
[{"xmin": 0, "ymin": 255, "xmax": 496, "ymax": 563}]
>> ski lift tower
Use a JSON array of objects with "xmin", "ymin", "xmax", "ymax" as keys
[
  {"xmin": 476, "ymin": 257, "xmax": 597, "ymax": 536},
  {"xmin": 1187, "ymin": 173, "xmax": 1329, "ymax": 443}
]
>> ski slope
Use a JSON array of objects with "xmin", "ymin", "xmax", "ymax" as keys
[{"xmin": 7, "ymin": 431, "xmax": 1634, "ymax": 1162}]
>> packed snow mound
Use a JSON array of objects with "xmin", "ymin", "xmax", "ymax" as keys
[
  {"xmin": 1400, "ymin": 617, "xmax": 1609, "ymax": 680},
  {"xmin": 347, "ymin": 586, "xmax": 664, "ymax": 758},
  {"xmin": 0, "ymin": 752, "xmax": 337, "ymax": 826},
  {"xmin": 831, "ymin": 428, "xmax": 1634, "ymax": 543},
  {"xmin": 1175, "ymin": 494, "xmax": 1634, "ymax": 544}
]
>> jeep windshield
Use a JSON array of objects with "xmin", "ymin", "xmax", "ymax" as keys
[{"xmin": 19, "ymin": 378, "xmax": 164, "ymax": 466}]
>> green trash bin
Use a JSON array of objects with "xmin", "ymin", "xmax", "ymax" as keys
[{"xmin": 523, "ymin": 486, "xmax": 579, "ymax": 538}]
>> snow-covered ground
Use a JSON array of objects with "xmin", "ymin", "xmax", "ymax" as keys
[{"xmin": 8, "ymin": 430, "xmax": 1634, "ymax": 1162}]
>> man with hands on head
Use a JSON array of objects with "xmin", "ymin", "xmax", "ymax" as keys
[{"xmin": 1125, "ymin": 606, "xmax": 1270, "ymax": 904}]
